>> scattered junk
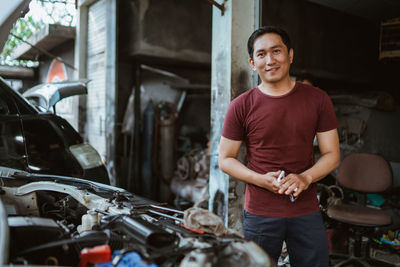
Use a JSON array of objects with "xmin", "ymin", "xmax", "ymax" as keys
[
  {"xmin": 120, "ymin": 65, "xmax": 211, "ymax": 211},
  {"xmin": 370, "ymin": 230, "xmax": 400, "ymax": 266},
  {"xmin": 329, "ymin": 90, "xmax": 397, "ymax": 156},
  {"xmin": 121, "ymin": 65, "xmax": 188, "ymax": 199},
  {"xmin": 170, "ymin": 148, "xmax": 210, "ymax": 209},
  {"xmin": 179, "ymin": 208, "xmax": 271, "ymax": 267},
  {"xmin": 183, "ymin": 207, "xmax": 227, "ymax": 236}
]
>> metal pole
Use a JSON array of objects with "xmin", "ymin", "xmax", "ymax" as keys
[
  {"xmin": 128, "ymin": 63, "xmax": 142, "ymax": 193},
  {"xmin": 133, "ymin": 63, "xmax": 142, "ymax": 193}
]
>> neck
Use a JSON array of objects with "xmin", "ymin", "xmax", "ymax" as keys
[{"xmin": 258, "ymin": 77, "xmax": 295, "ymax": 96}]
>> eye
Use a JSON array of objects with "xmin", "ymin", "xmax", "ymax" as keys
[
  {"xmin": 256, "ymin": 52, "xmax": 265, "ymax": 58},
  {"xmin": 273, "ymin": 49, "xmax": 281, "ymax": 54}
]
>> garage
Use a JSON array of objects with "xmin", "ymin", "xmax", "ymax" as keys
[{"xmin": 1, "ymin": 0, "xmax": 400, "ymax": 266}]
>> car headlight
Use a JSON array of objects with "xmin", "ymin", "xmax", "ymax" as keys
[{"xmin": 69, "ymin": 144, "xmax": 104, "ymax": 169}]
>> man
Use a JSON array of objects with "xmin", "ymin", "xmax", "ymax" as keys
[{"xmin": 218, "ymin": 26, "xmax": 340, "ymax": 267}]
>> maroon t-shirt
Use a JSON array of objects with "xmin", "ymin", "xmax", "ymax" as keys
[{"xmin": 222, "ymin": 82, "xmax": 338, "ymax": 218}]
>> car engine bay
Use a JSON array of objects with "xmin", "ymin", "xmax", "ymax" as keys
[{"xmin": 0, "ymin": 169, "xmax": 272, "ymax": 267}]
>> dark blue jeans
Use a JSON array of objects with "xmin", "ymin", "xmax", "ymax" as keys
[{"xmin": 243, "ymin": 210, "xmax": 329, "ymax": 267}]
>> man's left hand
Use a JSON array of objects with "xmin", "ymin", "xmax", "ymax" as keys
[{"xmin": 278, "ymin": 173, "xmax": 313, "ymax": 197}]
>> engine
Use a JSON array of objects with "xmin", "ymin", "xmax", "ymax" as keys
[{"xmin": 0, "ymin": 176, "xmax": 273, "ymax": 267}]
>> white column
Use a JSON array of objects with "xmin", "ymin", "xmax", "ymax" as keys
[
  {"xmin": 75, "ymin": 0, "xmax": 117, "ymax": 185},
  {"xmin": 209, "ymin": 0, "xmax": 259, "ymax": 228},
  {"xmin": 104, "ymin": 0, "xmax": 117, "ymax": 185}
]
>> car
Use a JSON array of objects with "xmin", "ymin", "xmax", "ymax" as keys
[
  {"xmin": 0, "ymin": 77, "xmax": 109, "ymax": 184},
  {"xmin": 0, "ymin": 169, "xmax": 273, "ymax": 266}
]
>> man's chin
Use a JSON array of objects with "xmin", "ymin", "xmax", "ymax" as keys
[{"xmin": 264, "ymin": 77, "xmax": 283, "ymax": 83}]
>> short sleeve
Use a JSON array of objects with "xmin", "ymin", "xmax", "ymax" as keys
[
  {"xmin": 317, "ymin": 92, "xmax": 338, "ymax": 132},
  {"xmin": 221, "ymin": 98, "xmax": 245, "ymax": 141}
]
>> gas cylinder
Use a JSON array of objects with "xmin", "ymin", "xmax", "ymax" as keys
[
  {"xmin": 142, "ymin": 101, "xmax": 155, "ymax": 199},
  {"xmin": 158, "ymin": 102, "xmax": 177, "ymax": 180},
  {"xmin": 156, "ymin": 102, "xmax": 177, "ymax": 202}
]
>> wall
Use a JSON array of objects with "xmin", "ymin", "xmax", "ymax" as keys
[
  {"xmin": 75, "ymin": 0, "xmax": 117, "ymax": 184},
  {"xmin": 119, "ymin": 0, "xmax": 212, "ymax": 65},
  {"xmin": 86, "ymin": 0, "xmax": 108, "ymax": 158},
  {"xmin": 375, "ymin": 59, "xmax": 400, "ymax": 101},
  {"xmin": 261, "ymin": 0, "xmax": 380, "ymax": 89}
]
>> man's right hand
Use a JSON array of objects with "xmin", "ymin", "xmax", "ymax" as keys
[
  {"xmin": 257, "ymin": 170, "xmax": 282, "ymax": 193},
  {"xmin": 219, "ymin": 137, "xmax": 285, "ymax": 193}
]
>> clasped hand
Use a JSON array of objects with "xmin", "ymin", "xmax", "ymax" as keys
[{"xmin": 260, "ymin": 171, "xmax": 312, "ymax": 197}]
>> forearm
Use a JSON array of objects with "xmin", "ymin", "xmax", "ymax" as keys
[
  {"xmin": 301, "ymin": 150, "xmax": 340, "ymax": 183},
  {"xmin": 218, "ymin": 136, "xmax": 281, "ymax": 193},
  {"xmin": 219, "ymin": 157, "xmax": 263, "ymax": 187}
]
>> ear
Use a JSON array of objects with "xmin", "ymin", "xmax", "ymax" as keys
[
  {"xmin": 289, "ymin": 49, "xmax": 294, "ymax": 64},
  {"xmin": 249, "ymin": 58, "xmax": 255, "ymax": 70}
]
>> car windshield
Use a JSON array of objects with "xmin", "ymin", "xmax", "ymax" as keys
[
  {"xmin": 0, "ymin": 82, "xmax": 28, "ymax": 170},
  {"xmin": 0, "ymin": 78, "xmax": 37, "ymax": 115},
  {"xmin": 0, "ymin": 119, "xmax": 26, "ymax": 170}
]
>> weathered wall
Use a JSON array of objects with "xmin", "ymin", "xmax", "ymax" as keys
[
  {"xmin": 261, "ymin": 0, "xmax": 380, "ymax": 88},
  {"xmin": 119, "ymin": 0, "xmax": 211, "ymax": 65}
]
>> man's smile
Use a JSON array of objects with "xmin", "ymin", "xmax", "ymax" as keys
[{"xmin": 266, "ymin": 66, "xmax": 280, "ymax": 72}]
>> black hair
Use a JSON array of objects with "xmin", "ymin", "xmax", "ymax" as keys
[{"xmin": 247, "ymin": 26, "xmax": 292, "ymax": 59}]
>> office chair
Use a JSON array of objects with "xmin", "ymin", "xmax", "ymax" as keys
[{"xmin": 327, "ymin": 153, "xmax": 392, "ymax": 267}]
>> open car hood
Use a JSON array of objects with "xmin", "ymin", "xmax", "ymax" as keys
[
  {"xmin": 0, "ymin": 168, "xmax": 273, "ymax": 266},
  {"xmin": 22, "ymin": 80, "xmax": 88, "ymax": 112}
]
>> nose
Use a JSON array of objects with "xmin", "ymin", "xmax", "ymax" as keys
[{"xmin": 266, "ymin": 53, "xmax": 275, "ymax": 65}]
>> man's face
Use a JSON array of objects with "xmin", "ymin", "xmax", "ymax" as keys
[{"xmin": 249, "ymin": 33, "xmax": 293, "ymax": 84}]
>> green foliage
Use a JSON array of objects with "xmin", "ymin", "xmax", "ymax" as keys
[
  {"xmin": 0, "ymin": 16, "xmax": 44, "ymax": 66},
  {"xmin": 0, "ymin": 0, "xmax": 76, "ymax": 67},
  {"xmin": 0, "ymin": 16, "xmax": 43, "ymax": 67}
]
